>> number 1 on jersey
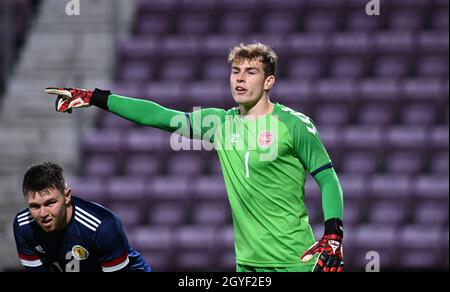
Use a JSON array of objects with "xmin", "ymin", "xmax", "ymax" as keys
[{"xmin": 244, "ymin": 151, "xmax": 250, "ymax": 178}]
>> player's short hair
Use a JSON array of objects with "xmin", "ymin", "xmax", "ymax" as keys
[
  {"xmin": 228, "ymin": 42, "xmax": 278, "ymax": 78},
  {"xmin": 22, "ymin": 162, "xmax": 66, "ymax": 198}
]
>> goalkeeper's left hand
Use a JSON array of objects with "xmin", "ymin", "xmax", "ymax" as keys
[{"xmin": 301, "ymin": 218, "xmax": 344, "ymax": 272}]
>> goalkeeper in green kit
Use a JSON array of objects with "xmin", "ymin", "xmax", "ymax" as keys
[{"xmin": 46, "ymin": 43, "xmax": 344, "ymax": 272}]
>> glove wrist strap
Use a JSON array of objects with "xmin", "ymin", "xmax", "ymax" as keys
[
  {"xmin": 90, "ymin": 88, "xmax": 111, "ymax": 110},
  {"xmin": 324, "ymin": 218, "xmax": 343, "ymax": 238}
]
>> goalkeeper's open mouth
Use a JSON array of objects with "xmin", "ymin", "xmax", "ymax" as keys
[{"xmin": 235, "ymin": 86, "xmax": 248, "ymax": 94}]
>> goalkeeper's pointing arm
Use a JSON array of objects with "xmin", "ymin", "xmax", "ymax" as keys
[{"xmin": 45, "ymin": 87, "xmax": 190, "ymax": 135}]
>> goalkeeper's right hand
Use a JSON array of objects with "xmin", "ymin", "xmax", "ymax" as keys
[{"xmin": 45, "ymin": 87, "xmax": 95, "ymax": 113}]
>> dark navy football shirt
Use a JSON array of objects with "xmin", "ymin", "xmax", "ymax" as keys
[{"xmin": 13, "ymin": 196, "xmax": 151, "ymax": 272}]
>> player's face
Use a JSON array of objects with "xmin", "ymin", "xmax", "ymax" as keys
[
  {"xmin": 230, "ymin": 59, "xmax": 273, "ymax": 107},
  {"xmin": 26, "ymin": 187, "xmax": 71, "ymax": 232}
]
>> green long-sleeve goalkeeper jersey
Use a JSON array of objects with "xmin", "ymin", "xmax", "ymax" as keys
[{"xmin": 105, "ymin": 94, "xmax": 344, "ymax": 267}]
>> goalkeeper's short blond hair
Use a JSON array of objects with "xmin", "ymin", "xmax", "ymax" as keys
[{"xmin": 228, "ymin": 42, "xmax": 278, "ymax": 78}]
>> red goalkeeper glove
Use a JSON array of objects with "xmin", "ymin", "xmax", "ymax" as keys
[
  {"xmin": 45, "ymin": 87, "xmax": 111, "ymax": 113},
  {"xmin": 301, "ymin": 218, "xmax": 344, "ymax": 272}
]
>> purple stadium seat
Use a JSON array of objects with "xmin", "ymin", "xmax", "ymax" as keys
[
  {"xmin": 330, "ymin": 57, "xmax": 365, "ymax": 79},
  {"xmin": 398, "ymin": 250, "xmax": 439, "ymax": 268},
  {"xmin": 269, "ymin": 80, "xmax": 312, "ymax": 105},
  {"xmin": 174, "ymin": 251, "xmax": 213, "ymax": 270},
  {"xmin": 117, "ymin": 62, "xmax": 152, "ymax": 83},
  {"xmin": 191, "ymin": 176, "xmax": 227, "ymax": 201},
  {"xmin": 370, "ymin": 175, "xmax": 411, "ymax": 200},
  {"xmin": 330, "ymin": 33, "xmax": 370, "ymax": 56},
  {"xmin": 210, "ymin": 158, "xmax": 223, "ymax": 174},
  {"xmin": 399, "ymin": 225, "xmax": 441, "ymax": 250},
  {"xmin": 192, "ymin": 202, "xmax": 230, "ymax": 225},
  {"xmin": 149, "ymin": 176, "xmax": 189, "ymax": 200},
  {"xmin": 359, "ymin": 79, "xmax": 399, "ymax": 103},
  {"xmin": 262, "ymin": 0, "xmax": 300, "ymax": 13},
  {"xmin": 219, "ymin": 13, "xmax": 253, "ymax": 34},
  {"xmin": 124, "ymin": 154, "xmax": 160, "ymax": 176},
  {"xmin": 177, "ymin": 13, "xmax": 212, "ymax": 35},
  {"xmin": 343, "ymin": 201, "xmax": 362, "ymax": 225},
  {"xmin": 418, "ymin": 32, "xmax": 449, "ymax": 54},
  {"xmin": 401, "ymin": 79, "xmax": 443, "ymax": 102},
  {"xmin": 385, "ymin": 151, "xmax": 423, "ymax": 175},
  {"xmin": 82, "ymin": 129, "xmax": 122, "ymax": 155},
  {"xmin": 342, "ymin": 126, "xmax": 383, "ymax": 151},
  {"xmin": 129, "ymin": 226, "xmax": 173, "ymax": 251},
  {"xmin": 109, "ymin": 203, "xmax": 142, "ymax": 229},
  {"xmin": 160, "ymin": 37, "xmax": 200, "ymax": 59},
  {"xmin": 214, "ymin": 225, "xmax": 235, "ymax": 250},
  {"xmin": 373, "ymin": 32, "xmax": 414, "ymax": 54},
  {"xmin": 430, "ymin": 151, "xmax": 449, "ymax": 174},
  {"xmin": 358, "ymin": 104, "xmax": 393, "ymax": 126},
  {"xmin": 287, "ymin": 34, "xmax": 327, "ymax": 57},
  {"xmin": 429, "ymin": 126, "xmax": 449, "ymax": 150},
  {"xmin": 119, "ymin": 38, "xmax": 159, "ymax": 62},
  {"xmin": 137, "ymin": 0, "xmax": 175, "ymax": 14},
  {"xmin": 346, "ymin": 11, "xmax": 380, "ymax": 32},
  {"xmin": 101, "ymin": 112, "xmax": 134, "ymax": 129},
  {"xmin": 167, "ymin": 153, "xmax": 203, "ymax": 175},
  {"xmin": 172, "ymin": 226, "xmax": 215, "ymax": 250},
  {"xmin": 67, "ymin": 177, "xmax": 106, "ymax": 202},
  {"xmin": 416, "ymin": 56, "xmax": 449, "ymax": 78},
  {"xmin": 123, "ymin": 128, "xmax": 164, "ymax": 154},
  {"xmin": 202, "ymin": 59, "xmax": 231, "ymax": 81},
  {"xmin": 178, "ymin": 0, "xmax": 218, "ymax": 12},
  {"xmin": 342, "ymin": 151, "xmax": 377, "ymax": 175},
  {"xmin": 389, "ymin": 11, "xmax": 423, "ymax": 31},
  {"xmin": 160, "ymin": 60, "xmax": 196, "ymax": 81},
  {"xmin": 221, "ymin": 0, "xmax": 258, "ymax": 12},
  {"xmin": 83, "ymin": 154, "xmax": 117, "ymax": 177},
  {"xmin": 315, "ymin": 104, "xmax": 349, "ymax": 126},
  {"xmin": 287, "ymin": 57, "xmax": 322, "ymax": 80},
  {"xmin": 338, "ymin": 174, "xmax": 367, "ymax": 200},
  {"xmin": 414, "ymin": 201, "xmax": 449, "ymax": 225},
  {"xmin": 109, "ymin": 82, "xmax": 142, "ymax": 98},
  {"xmin": 386, "ymin": 126, "xmax": 427, "ymax": 150},
  {"xmin": 413, "ymin": 175, "xmax": 449, "ymax": 200},
  {"xmin": 374, "ymin": 56, "xmax": 409, "ymax": 78},
  {"xmin": 315, "ymin": 79, "xmax": 355, "ymax": 102},
  {"xmin": 305, "ymin": 12, "xmax": 337, "ymax": 33},
  {"xmin": 315, "ymin": 126, "xmax": 339, "ymax": 151},
  {"xmin": 108, "ymin": 176, "xmax": 146, "ymax": 201},
  {"xmin": 138, "ymin": 16, "xmax": 170, "ymax": 35},
  {"xmin": 369, "ymin": 201, "xmax": 406, "ymax": 225},
  {"xmin": 305, "ymin": 177, "xmax": 321, "ymax": 199},
  {"xmin": 354, "ymin": 224, "xmax": 396, "ymax": 250},
  {"xmin": 143, "ymin": 82, "xmax": 185, "ymax": 104},
  {"xmin": 189, "ymin": 81, "xmax": 228, "ymax": 106},
  {"xmin": 402, "ymin": 103, "xmax": 436, "ymax": 125},
  {"xmin": 432, "ymin": 10, "xmax": 449, "ymax": 31},
  {"xmin": 204, "ymin": 35, "xmax": 243, "ymax": 58},
  {"xmin": 260, "ymin": 13, "xmax": 296, "ymax": 34},
  {"xmin": 149, "ymin": 203, "xmax": 185, "ymax": 225}
]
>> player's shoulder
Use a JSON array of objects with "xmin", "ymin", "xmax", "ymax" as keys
[
  {"xmin": 72, "ymin": 196, "xmax": 116, "ymax": 232},
  {"xmin": 273, "ymin": 103, "xmax": 313, "ymax": 126},
  {"xmin": 13, "ymin": 208, "xmax": 35, "ymax": 231}
]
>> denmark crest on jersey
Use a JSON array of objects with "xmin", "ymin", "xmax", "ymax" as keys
[{"xmin": 258, "ymin": 130, "xmax": 274, "ymax": 148}]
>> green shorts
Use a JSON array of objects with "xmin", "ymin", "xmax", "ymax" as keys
[{"xmin": 236, "ymin": 263, "xmax": 314, "ymax": 272}]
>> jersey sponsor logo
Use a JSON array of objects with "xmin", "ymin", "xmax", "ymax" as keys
[
  {"xmin": 258, "ymin": 130, "xmax": 274, "ymax": 148},
  {"xmin": 72, "ymin": 245, "xmax": 89, "ymax": 260},
  {"xmin": 34, "ymin": 245, "xmax": 46, "ymax": 254}
]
